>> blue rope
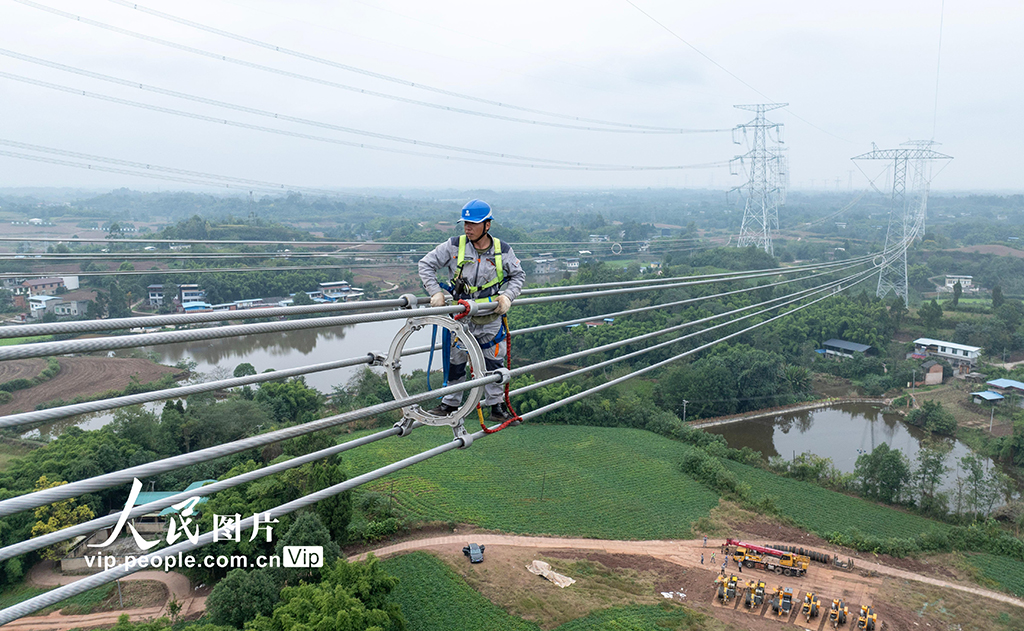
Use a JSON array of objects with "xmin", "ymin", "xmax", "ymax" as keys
[
  {"xmin": 426, "ymin": 325, "xmax": 437, "ymax": 391},
  {"xmin": 442, "ymin": 328, "xmax": 451, "ymax": 387}
]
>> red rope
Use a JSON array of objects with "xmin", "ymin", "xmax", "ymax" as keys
[
  {"xmin": 479, "ymin": 315, "xmax": 523, "ymax": 434},
  {"xmin": 452, "ymin": 299, "xmax": 472, "ymax": 321}
]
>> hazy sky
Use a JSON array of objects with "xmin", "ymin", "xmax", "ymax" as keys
[{"xmin": 1, "ymin": 0, "xmax": 1019, "ymax": 193}]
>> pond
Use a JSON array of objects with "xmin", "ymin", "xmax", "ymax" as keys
[{"xmin": 704, "ymin": 402, "xmax": 1001, "ymax": 488}]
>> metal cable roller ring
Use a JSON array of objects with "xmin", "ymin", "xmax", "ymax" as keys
[{"xmin": 385, "ymin": 314, "xmax": 486, "ymax": 437}]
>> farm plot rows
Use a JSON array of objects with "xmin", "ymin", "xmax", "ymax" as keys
[
  {"xmin": 719, "ymin": 459, "xmax": 951, "ymax": 540},
  {"xmin": 383, "ymin": 552, "xmax": 540, "ymax": 631},
  {"xmin": 967, "ymin": 553, "xmax": 1024, "ymax": 597},
  {"xmin": 344, "ymin": 425, "xmax": 720, "ymax": 540}
]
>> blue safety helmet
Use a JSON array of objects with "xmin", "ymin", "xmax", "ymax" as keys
[{"xmin": 458, "ymin": 199, "xmax": 493, "ymax": 223}]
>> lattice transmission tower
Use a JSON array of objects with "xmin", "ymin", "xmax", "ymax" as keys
[
  {"xmin": 852, "ymin": 141, "xmax": 952, "ymax": 305},
  {"xmin": 732, "ymin": 103, "xmax": 787, "ymax": 255}
]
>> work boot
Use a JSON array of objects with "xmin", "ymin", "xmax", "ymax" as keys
[
  {"xmin": 426, "ymin": 402, "xmax": 458, "ymax": 416},
  {"xmin": 490, "ymin": 402, "xmax": 519, "ymax": 425}
]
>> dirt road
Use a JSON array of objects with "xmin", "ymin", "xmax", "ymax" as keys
[{"xmin": 350, "ymin": 534, "xmax": 1024, "ymax": 610}]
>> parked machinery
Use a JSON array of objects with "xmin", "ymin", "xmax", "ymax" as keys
[
  {"xmin": 726, "ymin": 538, "xmax": 810, "ymax": 577},
  {"xmin": 715, "ymin": 574, "xmax": 740, "ymax": 604},
  {"xmin": 802, "ymin": 592, "xmax": 821, "ymax": 622},
  {"xmin": 770, "ymin": 586, "xmax": 795, "ymax": 617},
  {"xmin": 745, "ymin": 580, "xmax": 766, "ymax": 609},
  {"xmin": 857, "ymin": 605, "xmax": 877, "ymax": 630},
  {"xmin": 829, "ymin": 598, "xmax": 849, "ymax": 628}
]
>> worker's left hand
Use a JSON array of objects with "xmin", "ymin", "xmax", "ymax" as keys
[{"xmin": 494, "ymin": 294, "xmax": 512, "ymax": 315}]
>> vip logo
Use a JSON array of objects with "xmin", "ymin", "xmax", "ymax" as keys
[{"xmin": 282, "ymin": 546, "xmax": 324, "ymax": 568}]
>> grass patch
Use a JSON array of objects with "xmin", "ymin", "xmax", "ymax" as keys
[
  {"xmin": 36, "ymin": 584, "xmax": 116, "ymax": 615},
  {"xmin": 0, "ymin": 581, "xmax": 166, "ymax": 616},
  {"xmin": 0, "ymin": 336, "xmax": 53, "ymax": 347},
  {"xmin": 345, "ymin": 425, "xmax": 720, "ymax": 540},
  {"xmin": 0, "ymin": 584, "xmax": 50, "ymax": 610},
  {"xmin": 0, "ymin": 441, "xmax": 40, "ymax": 471},
  {"xmin": 719, "ymin": 459, "xmax": 951, "ymax": 540}
]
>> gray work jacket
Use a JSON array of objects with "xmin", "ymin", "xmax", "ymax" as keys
[{"xmin": 419, "ymin": 235, "xmax": 525, "ymax": 323}]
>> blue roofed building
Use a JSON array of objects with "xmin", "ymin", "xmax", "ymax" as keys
[
  {"xmin": 986, "ymin": 378, "xmax": 1024, "ymax": 407},
  {"xmin": 130, "ymin": 479, "xmax": 218, "ymax": 535},
  {"xmin": 972, "ymin": 391, "xmax": 1005, "ymax": 405}
]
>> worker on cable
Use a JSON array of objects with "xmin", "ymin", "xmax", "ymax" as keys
[{"xmin": 419, "ymin": 199, "xmax": 525, "ymax": 423}]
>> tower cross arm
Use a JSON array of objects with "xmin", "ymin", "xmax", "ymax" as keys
[
  {"xmin": 734, "ymin": 103, "xmax": 788, "ymax": 111},
  {"xmin": 852, "ymin": 148, "xmax": 952, "ymax": 161}
]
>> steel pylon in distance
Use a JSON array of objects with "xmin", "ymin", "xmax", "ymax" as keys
[
  {"xmin": 852, "ymin": 142, "xmax": 952, "ymax": 306},
  {"xmin": 732, "ymin": 103, "xmax": 787, "ymax": 256}
]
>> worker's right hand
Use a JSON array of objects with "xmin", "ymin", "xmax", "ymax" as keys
[{"xmin": 430, "ymin": 292, "xmax": 447, "ymax": 308}]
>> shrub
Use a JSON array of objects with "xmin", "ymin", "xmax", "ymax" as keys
[
  {"xmin": 906, "ymin": 400, "xmax": 958, "ymax": 435},
  {"xmin": 364, "ymin": 517, "xmax": 402, "ymax": 542},
  {"xmin": 0, "ymin": 379, "xmax": 32, "ymax": 393}
]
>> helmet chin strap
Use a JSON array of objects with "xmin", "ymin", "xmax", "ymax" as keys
[{"xmin": 469, "ymin": 222, "xmax": 491, "ymax": 248}]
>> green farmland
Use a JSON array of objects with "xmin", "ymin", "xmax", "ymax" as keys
[
  {"xmin": 720, "ymin": 459, "xmax": 950, "ymax": 540},
  {"xmin": 344, "ymin": 424, "xmax": 720, "ymax": 540}
]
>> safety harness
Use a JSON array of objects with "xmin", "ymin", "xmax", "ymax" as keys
[{"xmin": 453, "ymin": 234, "xmax": 504, "ymax": 300}]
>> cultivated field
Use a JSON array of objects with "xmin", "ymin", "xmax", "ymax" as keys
[
  {"xmin": 0, "ymin": 357, "xmax": 181, "ymax": 416},
  {"xmin": 0, "ymin": 358, "xmax": 45, "ymax": 383},
  {"xmin": 345, "ymin": 424, "xmax": 720, "ymax": 541},
  {"xmin": 720, "ymin": 459, "xmax": 950, "ymax": 540}
]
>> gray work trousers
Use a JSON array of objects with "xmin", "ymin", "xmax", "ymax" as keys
[{"xmin": 441, "ymin": 319, "xmax": 507, "ymax": 407}]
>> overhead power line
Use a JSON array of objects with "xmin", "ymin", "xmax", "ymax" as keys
[
  {"xmin": 0, "ymin": 139, "xmax": 343, "ymax": 197},
  {"xmin": 0, "ymin": 148, "xmax": 335, "ymax": 197},
  {"xmin": 2, "ymin": 49, "xmax": 723, "ymax": 168},
  {"xmin": 0, "ymin": 263, "xmax": 409, "ymax": 280},
  {"xmin": 9, "ymin": 2, "xmax": 727, "ymax": 136},
  {"xmin": 623, "ymin": 1, "xmax": 852, "ymax": 143},
  {"xmin": 0, "ymin": 70, "xmax": 729, "ymax": 172},
  {"xmin": 102, "ymin": 0, "xmax": 709, "ymax": 133}
]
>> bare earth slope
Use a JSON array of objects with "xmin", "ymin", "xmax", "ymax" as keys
[{"xmin": 0, "ymin": 357, "xmax": 181, "ymax": 416}]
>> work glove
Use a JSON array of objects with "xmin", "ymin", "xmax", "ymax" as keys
[
  {"xmin": 430, "ymin": 292, "xmax": 447, "ymax": 308},
  {"xmin": 494, "ymin": 294, "xmax": 512, "ymax": 315}
]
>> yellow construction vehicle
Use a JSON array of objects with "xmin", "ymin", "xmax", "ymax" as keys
[
  {"xmin": 770, "ymin": 586, "xmax": 795, "ymax": 617},
  {"xmin": 857, "ymin": 605, "xmax": 877, "ymax": 630},
  {"xmin": 715, "ymin": 574, "xmax": 739, "ymax": 604},
  {"xmin": 727, "ymin": 538, "xmax": 810, "ymax": 577},
  {"xmin": 829, "ymin": 598, "xmax": 849, "ymax": 628},
  {"xmin": 744, "ymin": 579, "xmax": 766, "ymax": 609},
  {"xmin": 802, "ymin": 592, "xmax": 821, "ymax": 622}
]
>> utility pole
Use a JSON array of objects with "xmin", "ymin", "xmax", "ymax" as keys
[
  {"xmin": 990, "ymin": 406, "xmax": 995, "ymax": 433},
  {"xmin": 682, "ymin": 399, "xmax": 689, "ymax": 424},
  {"xmin": 732, "ymin": 103, "xmax": 787, "ymax": 255},
  {"xmin": 852, "ymin": 142, "xmax": 952, "ymax": 305}
]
